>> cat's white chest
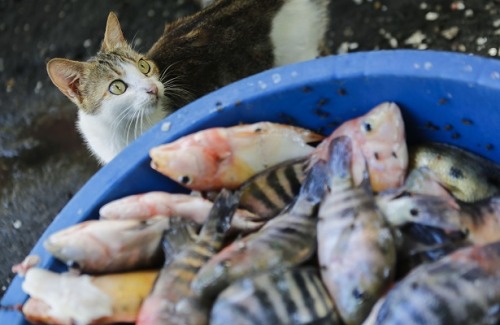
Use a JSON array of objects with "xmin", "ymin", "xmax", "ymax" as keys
[{"xmin": 77, "ymin": 106, "xmax": 166, "ymax": 164}]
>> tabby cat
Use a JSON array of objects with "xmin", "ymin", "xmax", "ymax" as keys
[{"xmin": 47, "ymin": 0, "xmax": 331, "ymax": 164}]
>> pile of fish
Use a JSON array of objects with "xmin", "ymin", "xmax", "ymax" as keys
[{"xmin": 12, "ymin": 102, "xmax": 500, "ymax": 324}]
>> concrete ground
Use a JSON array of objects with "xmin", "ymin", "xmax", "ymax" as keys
[{"xmin": 1, "ymin": 0, "xmax": 499, "ymax": 297}]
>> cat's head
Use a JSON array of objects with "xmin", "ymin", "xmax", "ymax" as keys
[{"xmin": 46, "ymin": 12, "xmax": 169, "ymax": 121}]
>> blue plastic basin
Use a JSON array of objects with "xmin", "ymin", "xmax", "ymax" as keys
[{"xmin": 2, "ymin": 50, "xmax": 500, "ymax": 324}]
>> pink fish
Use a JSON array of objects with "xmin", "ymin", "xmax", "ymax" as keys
[
  {"xmin": 99, "ymin": 191, "xmax": 262, "ymax": 232},
  {"xmin": 150, "ymin": 122, "xmax": 323, "ymax": 191},
  {"xmin": 311, "ymin": 102, "xmax": 408, "ymax": 192}
]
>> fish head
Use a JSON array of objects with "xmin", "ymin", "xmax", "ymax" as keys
[
  {"xmin": 336, "ymin": 102, "xmax": 408, "ymax": 192},
  {"xmin": 150, "ymin": 143, "xmax": 219, "ymax": 190}
]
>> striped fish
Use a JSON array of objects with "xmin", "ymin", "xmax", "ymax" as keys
[
  {"xmin": 136, "ymin": 189, "xmax": 239, "ymax": 325},
  {"xmin": 317, "ymin": 136, "xmax": 396, "ymax": 325},
  {"xmin": 191, "ymin": 157, "xmax": 329, "ymax": 301},
  {"xmin": 239, "ymin": 157, "xmax": 307, "ymax": 221},
  {"xmin": 374, "ymin": 241, "xmax": 500, "ymax": 325},
  {"xmin": 210, "ymin": 267, "xmax": 341, "ymax": 325}
]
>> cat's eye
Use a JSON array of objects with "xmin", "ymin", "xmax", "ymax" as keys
[
  {"xmin": 138, "ymin": 59, "xmax": 151, "ymax": 75},
  {"xmin": 109, "ymin": 80, "xmax": 127, "ymax": 95}
]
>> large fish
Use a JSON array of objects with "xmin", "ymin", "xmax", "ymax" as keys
[
  {"xmin": 317, "ymin": 136, "xmax": 396, "ymax": 325},
  {"xmin": 136, "ymin": 189, "xmax": 239, "ymax": 325},
  {"xmin": 409, "ymin": 142, "xmax": 500, "ymax": 202},
  {"xmin": 191, "ymin": 156, "xmax": 329, "ymax": 301},
  {"xmin": 150, "ymin": 122, "xmax": 323, "ymax": 191},
  {"xmin": 21, "ymin": 268, "xmax": 158, "ymax": 325},
  {"xmin": 210, "ymin": 267, "xmax": 341, "ymax": 325},
  {"xmin": 99, "ymin": 191, "xmax": 262, "ymax": 232},
  {"xmin": 310, "ymin": 102, "xmax": 408, "ymax": 192},
  {"xmin": 43, "ymin": 217, "xmax": 170, "ymax": 273},
  {"xmin": 374, "ymin": 241, "xmax": 500, "ymax": 324}
]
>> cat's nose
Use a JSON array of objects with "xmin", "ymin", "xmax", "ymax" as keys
[{"xmin": 146, "ymin": 84, "xmax": 158, "ymax": 96}]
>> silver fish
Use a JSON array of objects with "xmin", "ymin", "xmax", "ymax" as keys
[
  {"xmin": 191, "ymin": 157, "xmax": 329, "ymax": 301},
  {"xmin": 374, "ymin": 241, "xmax": 500, "ymax": 324},
  {"xmin": 317, "ymin": 136, "xmax": 396, "ymax": 325},
  {"xmin": 210, "ymin": 267, "xmax": 341, "ymax": 325}
]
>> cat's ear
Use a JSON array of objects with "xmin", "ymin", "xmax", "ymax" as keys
[
  {"xmin": 46, "ymin": 58, "xmax": 89, "ymax": 106},
  {"xmin": 101, "ymin": 12, "xmax": 127, "ymax": 51}
]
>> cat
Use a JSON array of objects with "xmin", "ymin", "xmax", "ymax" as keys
[{"xmin": 46, "ymin": 0, "xmax": 331, "ymax": 164}]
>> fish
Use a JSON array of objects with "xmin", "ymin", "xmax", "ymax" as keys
[
  {"xmin": 21, "ymin": 268, "xmax": 158, "ymax": 325},
  {"xmin": 317, "ymin": 136, "xmax": 397, "ymax": 325},
  {"xmin": 374, "ymin": 241, "xmax": 500, "ymax": 324},
  {"xmin": 210, "ymin": 267, "xmax": 341, "ymax": 325},
  {"xmin": 377, "ymin": 189, "xmax": 500, "ymax": 245},
  {"xmin": 150, "ymin": 122, "xmax": 323, "ymax": 191},
  {"xmin": 136, "ymin": 189, "xmax": 239, "ymax": 325},
  {"xmin": 409, "ymin": 142, "xmax": 500, "ymax": 202},
  {"xmin": 191, "ymin": 153, "xmax": 329, "ymax": 301},
  {"xmin": 310, "ymin": 102, "xmax": 408, "ymax": 192},
  {"xmin": 238, "ymin": 157, "xmax": 307, "ymax": 221},
  {"xmin": 43, "ymin": 217, "xmax": 170, "ymax": 273},
  {"xmin": 99, "ymin": 191, "xmax": 263, "ymax": 232}
]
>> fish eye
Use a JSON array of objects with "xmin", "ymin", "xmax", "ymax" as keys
[
  {"xmin": 138, "ymin": 59, "xmax": 151, "ymax": 75},
  {"xmin": 362, "ymin": 122, "xmax": 373, "ymax": 132},
  {"xmin": 178, "ymin": 175, "xmax": 192, "ymax": 185},
  {"xmin": 109, "ymin": 80, "xmax": 127, "ymax": 95}
]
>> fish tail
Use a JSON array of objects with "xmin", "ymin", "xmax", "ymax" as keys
[
  {"xmin": 299, "ymin": 159, "xmax": 328, "ymax": 204},
  {"xmin": 162, "ymin": 218, "xmax": 198, "ymax": 267},
  {"xmin": 326, "ymin": 136, "xmax": 353, "ymax": 182},
  {"xmin": 200, "ymin": 189, "xmax": 239, "ymax": 238}
]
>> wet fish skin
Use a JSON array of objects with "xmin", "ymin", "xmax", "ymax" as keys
[
  {"xmin": 99, "ymin": 191, "xmax": 262, "ymax": 232},
  {"xmin": 150, "ymin": 122, "xmax": 323, "ymax": 191},
  {"xmin": 239, "ymin": 157, "xmax": 307, "ymax": 221},
  {"xmin": 375, "ymin": 241, "xmax": 500, "ymax": 325},
  {"xmin": 191, "ymin": 158, "xmax": 329, "ymax": 301},
  {"xmin": 136, "ymin": 189, "xmax": 239, "ymax": 325},
  {"xmin": 318, "ymin": 136, "xmax": 396, "ymax": 325},
  {"xmin": 43, "ymin": 217, "xmax": 170, "ymax": 273},
  {"xmin": 310, "ymin": 102, "xmax": 408, "ymax": 192},
  {"xmin": 377, "ymin": 191, "xmax": 500, "ymax": 245},
  {"xmin": 409, "ymin": 142, "xmax": 500, "ymax": 202},
  {"xmin": 210, "ymin": 267, "xmax": 341, "ymax": 325}
]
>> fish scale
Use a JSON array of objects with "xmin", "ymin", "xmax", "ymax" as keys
[
  {"xmin": 317, "ymin": 136, "xmax": 396, "ymax": 325},
  {"xmin": 210, "ymin": 268, "xmax": 340, "ymax": 325},
  {"xmin": 239, "ymin": 157, "xmax": 306, "ymax": 221},
  {"xmin": 191, "ymin": 159, "xmax": 328, "ymax": 302},
  {"xmin": 375, "ymin": 242, "xmax": 500, "ymax": 324}
]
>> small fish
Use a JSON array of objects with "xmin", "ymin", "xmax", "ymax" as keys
[
  {"xmin": 311, "ymin": 102, "xmax": 408, "ymax": 192},
  {"xmin": 99, "ymin": 191, "xmax": 262, "ymax": 232},
  {"xmin": 21, "ymin": 268, "xmax": 158, "ymax": 325},
  {"xmin": 136, "ymin": 189, "xmax": 239, "ymax": 325},
  {"xmin": 374, "ymin": 241, "xmax": 500, "ymax": 325},
  {"xmin": 210, "ymin": 267, "xmax": 341, "ymax": 325},
  {"xmin": 377, "ymin": 192, "xmax": 500, "ymax": 246},
  {"xmin": 43, "ymin": 217, "xmax": 170, "ymax": 273},
  {"xmin": 409, "ymin": 142, "xmax": 500, "ymax": 202},
  {"xmin": 150, "ymin": 122, "xmax": 323, "ymax": 191},
  {"xmin": 317, "ymin": 136, "xmax": 396, "ymax": 325},
  {"xmin": 239, "ymin": 157, "xmax": 307, "ymax": 221},
  {"xmin": 191, "ymin": 156, "xmax": 329, "ymax": 301}
]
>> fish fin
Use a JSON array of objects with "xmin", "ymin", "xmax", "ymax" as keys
[
  {"xmin": 200, "ymin": 189, "xmax": 239, "ymax": 237},
  {"xmin": 326, "ymin": 136, "xmax": 353, "ymax": 181},
  {"xmin": 162, "ymin": 217, "xmax": 198, "ymax": 266},
  {"xmin": 299, "ymin": 159, "xmax": 328, "ymax": 204}
]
